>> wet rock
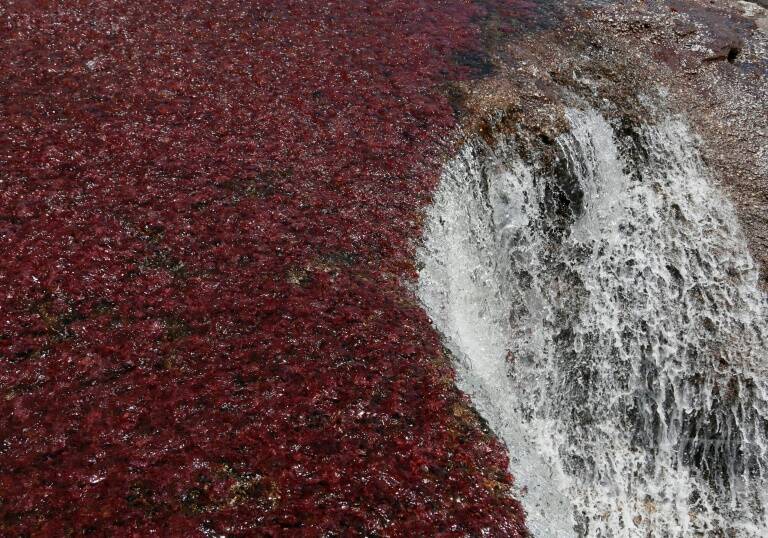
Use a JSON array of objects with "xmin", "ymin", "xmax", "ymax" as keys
[{"xmin": 453, "ymin": 49, "xmax": 497, "ymax": 79}]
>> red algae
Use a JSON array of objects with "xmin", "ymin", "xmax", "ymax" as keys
[{"xmin": 0, "ymin": 1, "xmax": 533, "ymax": 535}]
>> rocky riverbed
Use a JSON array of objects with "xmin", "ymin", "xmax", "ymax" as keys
[{"xmin": 1, "ymin": 0, "xmax": 766, "ymax": 536}]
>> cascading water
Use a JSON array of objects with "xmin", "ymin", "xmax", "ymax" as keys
[{"xmin": 417, "ymin": 107, "xmax": 768, "ymax": 536}]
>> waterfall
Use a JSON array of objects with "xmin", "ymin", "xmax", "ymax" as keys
[{"xmin": 417, "ymin": 107, "xmax": 768, "ymax": 536}]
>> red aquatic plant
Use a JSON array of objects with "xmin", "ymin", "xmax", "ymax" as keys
[{"xmin": 1, "ymin": 0, "xmax": 539, "ymax": 535}]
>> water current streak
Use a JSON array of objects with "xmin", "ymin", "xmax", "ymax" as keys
[{"xmin": 418, "ymin": 108, "xmax": 768, "ymax": 537}]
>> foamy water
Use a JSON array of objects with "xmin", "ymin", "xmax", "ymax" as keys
[{"xmin": 417, "ymin": 108, "xmax": 768, "ymax": 536}]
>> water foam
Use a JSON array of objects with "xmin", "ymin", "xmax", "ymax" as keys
[{"xmin": 417, "ymin": 108, "xmax": 768, "ymax": 536}]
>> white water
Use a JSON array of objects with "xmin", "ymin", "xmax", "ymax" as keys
[{"xmin": 417, "ymin": 108, "xmax": 768, "ymax": 536}]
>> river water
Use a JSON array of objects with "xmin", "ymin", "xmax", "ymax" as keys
[{"xmin": 417, "ymin": 107, "xmax": 768, "ymax": 536}]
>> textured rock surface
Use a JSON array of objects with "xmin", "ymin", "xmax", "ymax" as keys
[
  {"xmin": 455, "ymin": 0, "xmax": 768, "ymax": 287},
  {"xmin": 588, "ymin": 0, "xmax": 768, "ymax": 289}
]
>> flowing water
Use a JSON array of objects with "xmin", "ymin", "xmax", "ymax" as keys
[{"xmin": 417, "ymin": 107, "xmax": 768, "ymax": 536}]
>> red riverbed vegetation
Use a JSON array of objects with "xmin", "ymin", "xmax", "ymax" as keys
[{"xmin": 1, "ymin": 1, "xmax": 537, "ymax": 535}]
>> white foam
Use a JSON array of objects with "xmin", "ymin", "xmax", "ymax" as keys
[{"xmin": 417, "ymin": 108, "xmax": 768, "ymax": 536}]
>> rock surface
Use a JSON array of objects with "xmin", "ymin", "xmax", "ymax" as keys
[{"xmin": 457, "ymin": 0, "xmax": 768, "ymax": 288}]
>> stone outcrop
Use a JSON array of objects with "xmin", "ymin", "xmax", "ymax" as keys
[{"xmin": 456, "ymin": 0, "xmax": 768, "ymax": 288}]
